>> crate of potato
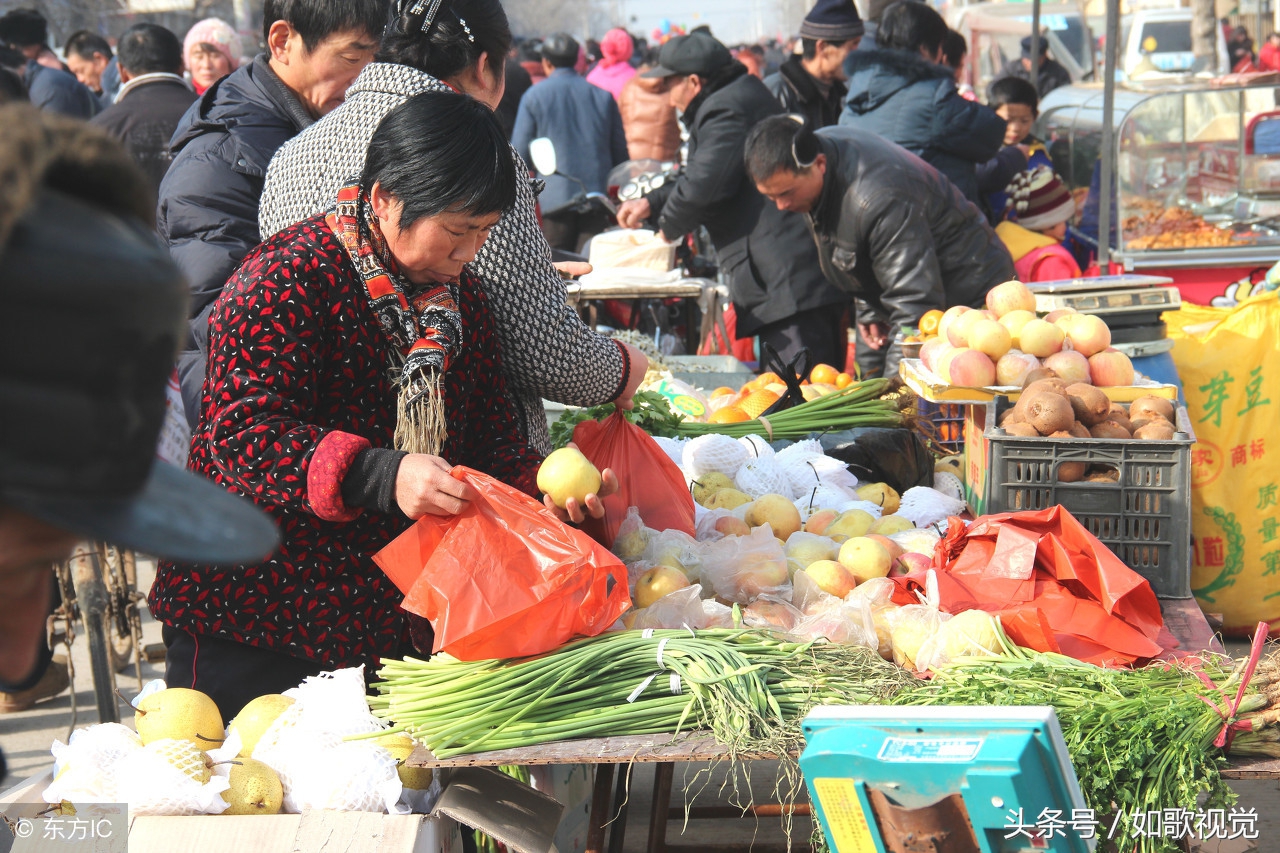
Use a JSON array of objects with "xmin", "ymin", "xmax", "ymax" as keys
[{"xmin": 983, "ymin": 383, "xmax": 1195, "ymax": 598}]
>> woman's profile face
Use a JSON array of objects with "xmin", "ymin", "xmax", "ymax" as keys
[
  {"xmin": 188, "ymin": 43, "xmax": 232, "ymax": 90},
  {"xmin": 371, "ymin": 186, "xmax": 502, "ymax": 285}
]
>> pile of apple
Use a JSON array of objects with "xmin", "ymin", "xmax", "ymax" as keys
[{"xmin": 920, "ymin": 280, "xmax": 1136, "ymax": 389}]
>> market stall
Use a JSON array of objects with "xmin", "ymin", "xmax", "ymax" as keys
[{"xmin": 1039, "ymin": 78, "xmax": 1280, "ymax": 304}]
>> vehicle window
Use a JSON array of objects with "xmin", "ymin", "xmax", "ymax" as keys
[{"xmin": 1139, "ymin": 21, "xmax": 1193, "ymax": 54}]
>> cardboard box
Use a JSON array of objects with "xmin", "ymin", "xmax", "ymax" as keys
[
  {"xmin": 529, "ymin": 765, "xmax": 595, "ymax": 853},
  {"xmin": 900, "ymin": 358, "xmax": 1179, "ymax": 404}
]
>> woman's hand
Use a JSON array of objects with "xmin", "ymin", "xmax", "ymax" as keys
[
  {"xmin": 614, "ymin": 342, "xmax": 649, "ymax": 411},
  {"xmin": 553, "ymin": 260, "xmax": 592, "ymax": 279},
  {"xmin": 544, "ymin": 467, "xmax": 620, "ymax": 525},
  {"xmin": 395, "ymin": 454, "xmax": 479, "ymax": 518},
  {"xmin": 616, "ymin": 198, "xmax": 652, "ymax": 230}
]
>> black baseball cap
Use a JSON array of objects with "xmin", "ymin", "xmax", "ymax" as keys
[
  {"xmin": 0, "ymin": 189, "xmax": 279, "ymax": 565},
  {"xmin": 641, "ymin": 31, "xmax": 733, "ymax": 79}
]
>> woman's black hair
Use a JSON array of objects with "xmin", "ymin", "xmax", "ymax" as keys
[
  {"xmin": 940, "ymin": 28, "xmax": 966, "ymax": 70},
  {"xmin": 876, "ymin": 0, "xmax": 947, "ymax": 57},
  {"xmin": 380, "ymin": 0, "xmax": 511, "ymax": 81},
  {"xmin": 362, "ymin": 89, "xmax": 516, "ymax": 227}
]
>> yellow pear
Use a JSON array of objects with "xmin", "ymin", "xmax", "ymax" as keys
[
  {"xmin": 537, "ymin": 447, "xmax": 601, "ymax": 508},
  {"xmin": 222, "ymin": 758, "xmax": 284, "ymax": 815},
  {"xmin": 744, "ymin": 493, "xmax": 802, "ymax": 539},
  {"xmin": 691, "ymin": 472, "xmax": 736, "ymax": 505},
  {"xmin": 824, "ymin": 509, "xmax": 875, "ymax": 542},
  {"xmin": 375, "ymin": 733, "xmax": 435, "ymax": 791},
  {"xmin": 229, "ymin": 694, "xmax": 295, "ymax": 757},
  {"xmin": 704, "ymin": 488, "xmax": 752, "ymax": 510},
  {"xmin": 134, "ymin": 687, "xmax": 224, "ymax": 748},
  {"xmin": 856, "ymin": 483, "xmax": 900, "ymax": 515}
]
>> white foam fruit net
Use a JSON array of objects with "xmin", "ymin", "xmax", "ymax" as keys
[
  {"xmin": 897, "ymin": 486, "xmax": 967, "ymax": 529},
  {"xmin": 683, "ymin": 433, "xmax": 750, "ymax": 479},
  {"xmin": 737, "ymin": 434, "xmax": 775, "ymax": 460},
  {"xmin": 734, "ymin": 457, "xmax": 790, "ymax": 499},
  {"xmin": 651, "ymin": 436, "xmax": 688, "ymax": 468}
]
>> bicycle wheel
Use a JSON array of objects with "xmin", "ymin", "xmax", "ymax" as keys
[
  {"xmin": 100, "ymin": 544, "xmax": 140, "ymax": 675},
  {"xmin": 69, "ymin": 543, "xmax": 121, "ymax": 724}
]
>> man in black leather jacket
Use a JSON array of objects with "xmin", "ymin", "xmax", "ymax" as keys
[
  {"xmin": 763, "ymin": 0, "xmax": 863, "ymax": 129},
  {"xmin": 616, "ymin": 32, "xmax": 851, "ymax": 367},
  {"xmin": 746, "ymin": 115, "xmax": 1014, "ymax": 378}
]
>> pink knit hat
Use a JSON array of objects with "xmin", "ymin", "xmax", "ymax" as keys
[
  {"xmin": 600, "ymin": 29, "xmax": 634, "ymax": 67},
  {"xmin": 183, "ymin": 18, "xmax": 242, "ymax": 70}
]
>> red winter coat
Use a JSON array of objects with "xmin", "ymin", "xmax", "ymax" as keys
[{"xmin": 150, "ymin": 216, "xmax": 542, "ymax": 669}]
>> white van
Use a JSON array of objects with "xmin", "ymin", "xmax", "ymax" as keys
[{"xmin": 1119, "ymin": 8, "xmax": 1230, "ymax": 78}]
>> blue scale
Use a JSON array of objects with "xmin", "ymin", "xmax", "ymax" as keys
[{"xmin": 800, "ymin": 706, "xmax": 1095, "ymax": 853}]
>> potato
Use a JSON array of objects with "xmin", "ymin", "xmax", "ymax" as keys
[{"xmin": 1129, "ymin": 395, "xmax": 1175, "ymax": 423}]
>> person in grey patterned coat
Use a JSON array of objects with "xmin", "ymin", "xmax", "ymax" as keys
[{"xmin": 260, "ymin": 0, "xmax": 645, "ymax": 453}]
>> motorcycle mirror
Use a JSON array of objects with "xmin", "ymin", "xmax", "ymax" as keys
[{"xmin": 529, "ymin": 138, "xmax": 557, "ymax": 177}]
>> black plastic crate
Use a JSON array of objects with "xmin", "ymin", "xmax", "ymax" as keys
[
  {"xmin": 983, "ymin": 396, "xmax": 1195, "ymax": 598},
  {"xmin": 918, "ymin": 399, "xmax": 966, "ymax": 455}
]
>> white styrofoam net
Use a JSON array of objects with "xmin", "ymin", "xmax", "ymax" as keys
[
  {"xmin": 682, "ymin": 434, "xmax": 750, "ymax": 478},
  {"xmin": 734, "ymin": 457, "xmax": 790, "ymax": 499},
  {"xmin": 897, "ymin": 486, "xmax": 968, "ymax": 529},
  {"xmin": 738, "ymin": 434, "xmax": 775, "ymax": 460}
]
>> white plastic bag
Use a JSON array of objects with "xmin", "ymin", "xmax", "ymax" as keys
[
  {"xmin": 914, "ymin": 610, "xmax": 1003, "ymax": 672},
  {"xmin": 742, "ymin": 595, "xmax": 806, "ymax": 634},
  {"xmin": 642, "ymin": 528, "xmax": 704, "ymax": 583},
  {"xmin": 896, "ymin": 486, "xmax": 967, "ymax": 529},
  {"xmin": 700, "ymin": 525, "xmax": 791, "ymax": 604},
  {"xmin": 613, "ymin": 506, "xmax": 655, "ymax": 562},
  {"xmin": 631, "ymin": 584, "xmax": 709, "ymax": 630}
]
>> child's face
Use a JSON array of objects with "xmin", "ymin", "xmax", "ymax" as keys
[{"xmin": 997, "ymin": 103, "xmax": 1036, "ymax": 146}]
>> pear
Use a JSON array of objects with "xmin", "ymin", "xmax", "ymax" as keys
[
  {"xmin": 855, "ymin": 482, "xmax": 900, "ymax": 515},
  {"xmin": 228, "ymin": 694, "xmax": 295, "ymax": 757},
  {"xmin": 537, "ymin": 447, "xmax": 602, "ymax": 508},
  {"xmin": 691, "ymin": 472, "xmax": 736, "ymax": 505},
  {"xmin": 134, "ymin": 687, "xmax": 224, "ymax": 748},
  {"xmin": 222, "ymin": 758, "xmax": 284, "ymax": 815},
  {"xmin": 145, "ymin": 738, "xmax": 211, "ymax": 784},
  {"xmin": 704, "ymin": 488, "xmax": 752, "ymax": 510},
  {"xmin": 375, "ymin": 732, "xmax": 435, "ymax": 791}
]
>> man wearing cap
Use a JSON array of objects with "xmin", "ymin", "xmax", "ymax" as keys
[
  {"xmin": 511, "ymin": 32, "xmax": 628, "ymax": 252},
  {"xmin": 990, "ymin": 35, "xmax": 1071, "ymax": 99},
  {"xmin": 764, "ymin": 0, "xmax": 863, "ymax": 129},
  {"xmin": 745, "ymin": 116, "xmax": 1014, "ymax": 379},
  {"xmin": 615, "ymin": 31, "xmax": 852, "ymax": 368},
  {"xmin": 0, "ymin": 107, "xmax": 277, "ymax": 720}
]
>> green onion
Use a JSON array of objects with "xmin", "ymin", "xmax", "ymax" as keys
[{"xmin": 675, "ymin": 378, "xmax": 905, "ymax": 439}]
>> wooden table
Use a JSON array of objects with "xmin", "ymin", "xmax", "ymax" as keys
[{"xmin": 407, "ymin": 598, "xmax": 1257, "ymax": 852}]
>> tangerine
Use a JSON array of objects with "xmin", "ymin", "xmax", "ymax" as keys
[
  {"xmin": 710, "ymin": 386, "xmax": 737, "ymax": 399},
  {"xmin": 809, "ymin": 363, "xmax": 840, "ymax": 385},
  {"xmin": 708, "ymin": 406, "xmax": 751, "ymax": 423},
  {"xmin": 739, "ymin": 389, "xmax": 780, "ymax": 418},
  {"xmin": 919, "ymin": 309, "xmax": 944, "ymax": 336},
  {"xmin": 835, "ymin": 372, "xmax": 855, "ymax": 389}
]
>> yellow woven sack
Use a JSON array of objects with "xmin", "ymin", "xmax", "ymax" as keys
[{"xmin": 1167, "ymin": 291, "xmax": 1280, "ymax": 635}]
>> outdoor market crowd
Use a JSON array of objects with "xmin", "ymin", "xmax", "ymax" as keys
[{"xmin": 0, "ymin": 0, "xmax": 1269, "ymax": 751}]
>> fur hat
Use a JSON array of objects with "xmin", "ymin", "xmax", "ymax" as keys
[{"xmin": 1007, "ymin": 166, "xmax": 1074, "ymax": 231}]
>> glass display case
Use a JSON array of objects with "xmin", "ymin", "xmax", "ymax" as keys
[{"xmin": 1037, "ymin": 80, "xmax": 1280, "ymax": 272}]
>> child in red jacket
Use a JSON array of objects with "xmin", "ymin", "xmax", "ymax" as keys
[{"xmin": 996, "ymin": 167, "xmax": 1082, "ymax": 282}]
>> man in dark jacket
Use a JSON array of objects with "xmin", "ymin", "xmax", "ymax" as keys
[
  {"xmin": 0, "ymin": 9, "xmax": 97, "ymax": 118},
  {"xmin": 764, "ymin": 0, "xmax": 863, "ymax": 129},
  {"xmin": 158, "ymin": 0, "xmax": 383, "ymax": 429},
  {"xmin": 839, "ymin": 0, "xmax": 1005, "ymax": 211},
  {"xmin": 512, "ymin": 33, "xmax": 628, "ymax": 251},
  {"xmin": 90, "ymin": 24, "xmax": 195, "ymax": 191},
  {"xmin": 990, "ymin": 36, "xmax": 1072, "ymax": 100},
  {"xmin": 64, "ymin": 30, "xmax": 121, "ymax": 109},
  {"xmin": 746, "ymin": 116, "xmax": 1015, "ymax": 379},
  {"xmin": 617, "ymin": 32, "xmax": 851, "ymax": 367}
]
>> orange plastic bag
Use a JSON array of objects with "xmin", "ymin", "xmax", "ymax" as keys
[
  {"xmin": 572, "ymin": 411, "xmax": 695, "ymax": 548},
  {"xmin": 891, "ymin": 506, "xmax": 1169, "ymax": 666},
  {"xmin": 372, "ymin": 467, "xmax": 630, "ymax": 661}
]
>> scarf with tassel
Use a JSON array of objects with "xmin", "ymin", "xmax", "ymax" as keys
[{"xmin": 327, "ymin": 182, "xmax": 462, "ymax": 456}]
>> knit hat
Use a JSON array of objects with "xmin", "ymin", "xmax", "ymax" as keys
[
  {"xmin": 600, "ymin": 28, "xmax": 634, "ymax": 67},
  {"xmin": 183, "ymin": 18, "xmax": 242, "ymax": 70},
  {"xmin": 1006, "ymin": 166, "xmax": 1075, "ymax": 231},
  {"xmin": 800, "ymin": 0, "xmax": 866, "ymax": 41}
]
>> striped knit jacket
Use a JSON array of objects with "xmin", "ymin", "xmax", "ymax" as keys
[{"xmin": 258, "ymin": 62, "xmax": 627, "ymax": 452}]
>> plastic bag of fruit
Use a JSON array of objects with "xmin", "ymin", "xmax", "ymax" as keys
[
  {"xmin": 699, "ymin": 525, "xmax": 791, "ymax": 605},
  {"xmin": 631, "ymin": 584, "xmax": 709, "ymax": 630}
]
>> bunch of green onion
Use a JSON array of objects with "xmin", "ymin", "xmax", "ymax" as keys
[
  {"xmin": 675, "ymin": 378, "xmax": 906, "ymax": 439},
  {"xmin": 365, "ymin": 629, "xmax": 912, "ymax": 760},
  {"xmin": 892, "ymin": 626, "xmax": 1272, "ymax": 853}
]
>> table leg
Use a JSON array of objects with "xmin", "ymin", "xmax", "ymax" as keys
[
  {"xmin": 647, "ymin": 762, "xmax": 675, "ymax": 853},
  {"xmin": 586, "ymin": 763, "xmax": 615, "ymax": 853},
  {"xmin": 608, "ymin": 763, "xmax": 630, "ymax": 853}
]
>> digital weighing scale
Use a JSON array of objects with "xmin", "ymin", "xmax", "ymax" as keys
[
  {"xmin": 1026, "ymin": 274, "xmax": 1181, "ymax": 345},
  {"xmin": 800, "ymin": 706, "xmax": 1094, "ymax": 853}
]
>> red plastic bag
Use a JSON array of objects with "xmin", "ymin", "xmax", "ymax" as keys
[
  {"xmin": 372, "ymin": 467, "xmax": 630, "ymax": 661},
  {"xmin": 891, "ymin": 506, "xmax": 1169, "ymax": 666},
  {"xmin": 572, "ymin": 411, "xmax": 695, "ymax": 548}
]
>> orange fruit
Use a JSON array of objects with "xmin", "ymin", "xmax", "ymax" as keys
[
  {"xmin": 809, "ymin": 363, "xmax": 840, "ymax": 385},
  {"xmin": 710, "ymin": 386, "xmax": 736, "ymax": 399},
  {"xmin": 919, "ymin": 309, "xmax": 944, "ymax": 336},
  {"xmin": 739, "ymin": 389, "xmax": 780, "ymax": 419},
  {"xmin": 753, "ymin": 371, "xmax": 782, "ymax": 390},
  {"xmin": 835, "ymin": 372, "xmax": 855, "ymax": 389},
  {"xmin": 708, "ymin": 406, "xmax": 750, "ymax": 423}
]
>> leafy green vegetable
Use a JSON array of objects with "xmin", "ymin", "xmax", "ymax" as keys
[{"xmin": 548, "ymin": 390, "xmax": 684, "ymax": 448}]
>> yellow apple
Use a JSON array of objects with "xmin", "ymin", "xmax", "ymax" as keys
[
  {"xmin": 744, "ymin": 493, "xmax": 802, "ymax": 540},
  {"xmin": 784, "ymin": 532, "xmax": 839, "ymax": 568},
  {"xmin": 824, "ymin": 509, "xmax": 876, "ymax": 542},
  {"xmin": 634, "ymin": 565, "xmax": 690, "ymax": 608},
  {"xmin": 537, "ymin": 447, "xmax": 601, "ymax": 509},
  {"xmin": 837, "ymin": 537, "xmax": 893, "ymax": 581},
  {"xmin": 803, "ymin": 560, "xmax": 858, "ymax": 598}
]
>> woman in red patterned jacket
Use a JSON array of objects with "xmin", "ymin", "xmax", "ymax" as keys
[{"xmin": 150, "ymin": 91, "xmax": 623, "ymax": 719}]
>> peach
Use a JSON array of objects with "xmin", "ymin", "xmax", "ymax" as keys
[
  {"xmin": 1088, "ymin": 348, "xmax": 1135, "ymax": 387},
  {"xmin": 803, "ymin": 560, "xmax": 859, "ymax": 599},
  {"xmin": 995, "ymin": 351, "xmax": 1040, "ymax": 386},
  {"xmin": 998, "ymin": 309, "xmax": 1037, "ymax": 347},
  {"xmin": 947, "ymin": 309, "xmax": 986, "ymax": 348},
  {"xmin": 946, "ymin": 349, "xmax": 997, "ymax": 387},
  {"xmin": 985, "ymin": 280, "xmax": 1037, "ymax": 317},
  {"xmin": 865, "ymin": 533, "xmax": 905, "ymax": 560},
  {"xmin": 804, "ymin": 509, "xmax": 840, "ymax": 535},
  {"xmin": 936, "ymin": 306, "xmax": 971, "ymax": 346},
  {"xmin": 1063, "ymin": 314, "xmax": 1111, "ymax": 357},
  {"xmin": 1042, "ymin": 350, "xmax": 1091, "ymax": 385},
  {"xmin": 714, "ymin": 516, "xmax": 751, "ymax": 537},
  {"xmin": 1018, "ymin": 318, "xmax": 1066, "ymax": 358},
  {"xmin": 919, "ymin": 337, "xmax": 951, "ymax": 372},
  {"xmin": 1045, "ymin": 307, "xmax": 1079, "ymax": 323},
  {"xmin": 936, "ymin": 346, "xmax": 965, "ymax": 382},
  {"xmin": 967, "ymin": 318, "xmax": 1012, "ymax": 361}
]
